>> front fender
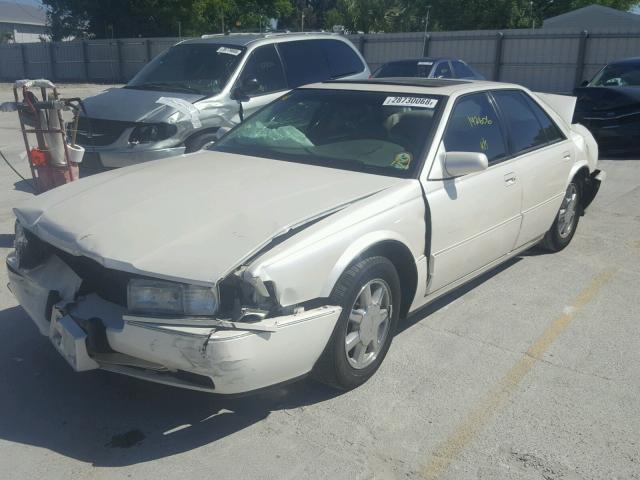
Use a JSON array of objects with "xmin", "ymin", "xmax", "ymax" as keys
[
  {"xmin": 245, "ymin": 182, "xmax": 426, "ymax": 308},
  {"xmin": 319, "ymin": 231, "xmax": 416, "ymax": 298}
]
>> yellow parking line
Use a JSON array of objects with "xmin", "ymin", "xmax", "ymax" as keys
[{"xmin": 422, "ymin": 270, "xmax": 615, "ymax": 480}]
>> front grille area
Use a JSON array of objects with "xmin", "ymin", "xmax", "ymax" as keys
[{"xmin": 75, "ymin": 117, "xmax": 134, "ymax": 147}]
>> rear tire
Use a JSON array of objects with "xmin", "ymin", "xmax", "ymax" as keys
[
  {"xmin": 313, "ymin": 256, "xmax": 400, "ymax": 390},
  {"xmin": 542, "ymin": 179, "xmax": 582, "ymax": 252}
]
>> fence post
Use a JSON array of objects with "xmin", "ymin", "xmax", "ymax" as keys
[
  {"xmin": 145, "ymin": 39, "xmax": 152, "ymax": 63},
  {"xmin": 20, "ymin": 43, "xmax": 27, "ymax": 79},
  {"xmin": 574, "ymin": 30, "xmax": 589, "ymax": 88},
  {"xmin": 493, "ymin": 32, "xmax": 504, "ymax": 81},
  {"xmin": 48, "ymin": 42, "xmax": 56, "ymax": 81},
  {"xmin": 358, "ymin": 35, "xmax": 366, "ymax": 56},
  {"xmin": 115, "ymin": 39, "xmax": 123, "ymax": 83},
  {"xmin": 82, "ymin": 40, "xmax": 90, "ymax": 81},
  {"xmin": 422, "ymin": 34, "xmax": 431, "ymax": 57}
]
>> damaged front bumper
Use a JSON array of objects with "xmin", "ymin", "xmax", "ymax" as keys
[{"xmin": 7, "ymin": 253, "xmax": 341, "ymax": 394}]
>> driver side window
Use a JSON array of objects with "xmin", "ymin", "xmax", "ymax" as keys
[
  {"xmin": 238, "ymin": 45, "xmax": 287, "ymax": 96},
  {"xmin": 443, "ymin": 93, "xmax": 507, "ymax": 164}
]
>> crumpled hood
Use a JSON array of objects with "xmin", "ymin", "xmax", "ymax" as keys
[
  {"xmin": 81, "ymin": 87, "xmax": 203, "ymax": 122},
  {"xmin": 14, "ymin": 152, "xmax": 403, "ymax": 285}
]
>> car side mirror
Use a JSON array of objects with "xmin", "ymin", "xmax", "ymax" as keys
[
  {"xmin": 216, "ymin": 126, "xmax": 231, "ymax": 140},
  {"xmin": 444, "ymin": 151, "xmax": 488, "ymax": 177},
  {"xmin": 231, "ymin": 87, "xmax": 250, "ymax": 102},
  {"xmin": 580, "ymin": 80, "xmax": 589, "ymax": 87},
  {"xmin": 242, "ymin": 77, "xmax": 261, "ymax": 95}
]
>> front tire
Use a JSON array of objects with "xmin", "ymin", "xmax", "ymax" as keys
[
  {"xmin": 313, "ymin": 256, "xmax": 401, "ymax": 390},
  {"xmin": 542, "ymin": 179, "xmax": 582, "ymax": 252}
]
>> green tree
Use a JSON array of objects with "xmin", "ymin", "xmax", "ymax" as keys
[
  {"xmin": 42, "ymin": 0, "xmax": 640, "ymax": 38},
  {"xmin": 400, "ymin": 0, "xmax": 640, "ymax": 32},
  {"xmin": 42, "ymin": 0, "xmax": 294, "ymax": 39}
]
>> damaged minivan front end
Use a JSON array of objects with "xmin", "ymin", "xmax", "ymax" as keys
[{"xmin": 7, "ymin": 226, "xmax": 341, "ymax": 394}]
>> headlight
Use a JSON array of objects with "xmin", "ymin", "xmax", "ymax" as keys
[
  {"xmin": 127, "ymin": 278, "xmax": 217, "ymax": 316},
  {"xmin": 128, "ymin": 123, "xmax": 177, "ymax": 144}
]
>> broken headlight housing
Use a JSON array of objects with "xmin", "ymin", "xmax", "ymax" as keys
[
  {"xmin": 128, "ymin": 123, "xmax": 177, "ymax": 145},
  {"xmin": 127, "ymin": 278, "xmax": 217, "ymax": 317},
  {"xmin": 14, "ymin": 221, "xmax": 50, "ymax": 269},
  {"xmin": 217, "ymin": 269, "xmax": 280, "ymax": 321}
]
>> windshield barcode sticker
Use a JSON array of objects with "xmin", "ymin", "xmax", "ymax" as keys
[
  {"xmin": 217, "ymin": 47, "xmax": 242, "ymax": 56},
  {"xmin": 383, "ymin": 96, "xmax": 438, "ymax": 108}
]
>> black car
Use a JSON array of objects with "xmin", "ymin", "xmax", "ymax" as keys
[
  {"xmin": 573, "ymin": 57, "xmax": 640, "ymax": 155},
  {"xmin": 371, "ymin": 57, "xmax": 485, "ymax": 80}
]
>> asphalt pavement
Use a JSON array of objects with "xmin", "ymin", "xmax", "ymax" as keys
[{"xmin": 0, "ymin": 84, "xmax": 638, "ymax": 480}]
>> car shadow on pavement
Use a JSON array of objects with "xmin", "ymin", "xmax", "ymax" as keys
[{"xmin": 0, "ymin": 305, "xmax": 340, "ymax": 467}]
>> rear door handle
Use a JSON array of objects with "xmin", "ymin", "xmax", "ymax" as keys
[
  {"xmin": 504, "ymin": 172, "xmax": 517, "ymax": 186},
  {"xmin": 562, "ymin": 151, "xmax": 572, "ymax": 161}
]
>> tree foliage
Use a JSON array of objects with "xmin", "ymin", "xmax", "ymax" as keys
[
  {"xmin": 323, "ymin": 0, "xmax": 640, "ymax": 32},
  {"xmin": 43, "ymin": 0, "xmax": 640, "ymax": 40},
  {"xmin": 43, "ymin": 0, "xmax": 293, "ymax": 40}
]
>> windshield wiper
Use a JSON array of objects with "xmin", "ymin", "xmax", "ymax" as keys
[{"xmin": 126, "ymin": 82, "xmax": 203, "ymax": 94}]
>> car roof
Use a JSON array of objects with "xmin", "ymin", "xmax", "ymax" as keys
[
  {"xmin": 381, "ymin": 57, "xmax": 453, "ymax": 64},
  {"xmin": 180, "ymin": 32, "xmax": 343, "ymax": 47},
  {"xmin": 310, "ymin": 77, "xmax": 514, "ymax": 96},
  {"xmin": 608, "ymin": 56, "xmax": 640, "ymax": 66}
]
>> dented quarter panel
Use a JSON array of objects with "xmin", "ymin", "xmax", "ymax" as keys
[{"xmin": 245, "ymin": 181, "xmax": 426, "ymax": 307}]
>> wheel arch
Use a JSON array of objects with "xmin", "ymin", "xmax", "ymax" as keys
[
  {"xmin": 184, "ymin": 127, "xmax": 220, "ymax": 151},
  {"xmin": 569, "ymin": 163, "xmax": 591, "ymax": 212},
  {"xmin": 322, "ymin": 233, "xmax": 419, "ymax": 320}
]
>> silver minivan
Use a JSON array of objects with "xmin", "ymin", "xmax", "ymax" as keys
[{"xmin": 76, "ymin": 32, "xmax": 370, "ymax": 172}]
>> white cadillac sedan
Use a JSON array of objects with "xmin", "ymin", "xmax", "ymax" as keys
[{"xmin": 7, "ymin": 79, "xmax": 604, "ymax": 394}]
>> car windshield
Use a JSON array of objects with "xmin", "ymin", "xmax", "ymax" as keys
[
  {"xmin": 213, "ymin": 89, "xmax": 444, "ymax": 177},
  {"xmin": 589, "ymin": 63, "xmax": 640, "ymax": 87},
  {"xmin": 126, "ymin": 43, "xmax": 245, "ymax": 96}
]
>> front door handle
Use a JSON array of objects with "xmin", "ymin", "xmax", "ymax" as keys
[{"xmin": 504, "ymin": 172, "xmax": 517, "ymax": 186}]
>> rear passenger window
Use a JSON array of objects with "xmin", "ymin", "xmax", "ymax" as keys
[
  {"xmin": 492, "ymin": 90, "xmax": 562, "ymax": 154},
  {"xmin": 452, "ymin": 61, "xmax": 475, "ymax": 78},
  {"xmin": 521, "ymin": 93, "xmax": 566, "ymax": 144},
  {"xmin": 323, "ymin": 40, "xmax": 365, "ymax": 78},
  {"xmin": 278, "ymin": 40, "xmax": 330, "ymax": 88},
  {"xmin": 443, "ymin": 92, "xmax": 507, "ymax": 164}
]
